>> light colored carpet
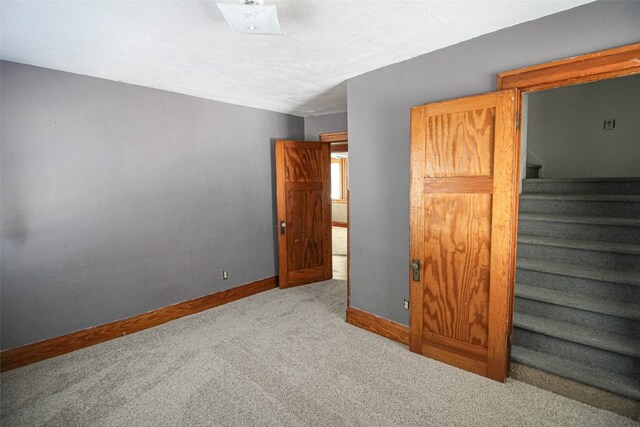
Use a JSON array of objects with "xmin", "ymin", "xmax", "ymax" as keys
[
  {"xmin": 1, "ymin": 280, "xmax": 637, "ymax": 426},
  {"xmin": 332, "ymin": 226, "xmax": 347, "ymax": 256}
]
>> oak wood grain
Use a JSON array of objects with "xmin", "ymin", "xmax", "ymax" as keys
[
  {"xmin": 276, "ymin": 140, "xmax": 332, "ymax": 288},
  {"xmin": 409, "ymin": 106, "xmax": 427, "ymax": 354},
  {"xmin": 0, "ymin": 276, "xmax": 277, "ymax": 372},
  {"xmin": 497, "ymin": 43, "xmax": 640, "ymax": 92},
  {"xmin": 285, "ymin": 145, "xmax": 323, "ymax": 182},
  {"xmin": 319, "ymin": 131, "xmax": 348, "ymax": 143},
  {"xmin": 425, "ymin": 103, "xmax": 495, "ymax": 177},
  {"xmin": 276, "ymin": 141, "xmax": 288, "ymax": 285},
  {"xmin": 286, "ymin": 182, "xmax": 322, "ymax": 192},
  {"xmin": 423, "ymin": 331, "xmax": 488, "ymax": 361},
  {"xmin": 284, "ymin": 267, "xmax": 327, "ymax": 287},
  {"xmin": 486, "ymin": 90, "xmax": 518, "ymax": 382},
  {"xmin": 330, "ymin": 143, "xmax": 348, "ymax": 152},
  {"xmin": 423, "ymin": 193, "xmax": 492, "ymax": 347},
  {"xmin": 410, "ymin": 90, "xmax": 518, "ymax": 382},
  {"xmin": 346, "ymin": 307, "xmax": 409, "ymax": 345},
  {"xmin": 424, "ymin": 177, "xmax": 493, "ymax": 193},
  {"xmin": 422, "ymin": 343, "xmax": 488, "ymax": 377},
  {"xmin": 286, "ymin": 190, "xmax": 324, "ymax": 271}
]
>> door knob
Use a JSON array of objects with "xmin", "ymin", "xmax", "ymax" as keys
[
  {"xmin": 410, "ymin": 259, "xmax": 421, "ymax": 281},
  {"xmin": 280, "ymin": 220, "xmax": 286, "ymax": 235}
]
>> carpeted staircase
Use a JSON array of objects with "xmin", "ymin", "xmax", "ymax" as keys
[{"xmin": 512, "ymin": 178, "xmax": 640, "ymax": 401}]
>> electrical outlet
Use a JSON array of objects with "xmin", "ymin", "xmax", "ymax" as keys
[
  {"xmin": 604, "ymin": 118, "xmax": 616, "ymax": 130},
  {"xmin": 403, "ymin": 299, "xmax": 409, "ymax": 310},
  {"xmin": 222, "ymin": 270, "xmax": 229, "ymax": 280}
]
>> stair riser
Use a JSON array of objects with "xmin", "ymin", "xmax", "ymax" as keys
[
  {"xmin": 517, "ymin": 243, "xmax": 640, "ymax": 271},
  {"xmin": 515, "ymin": 298, "xmax": 640, "ymax": 341},
  {"xmin": 515, "ymin": 285, "xmax": 639, "ymax": 320},
  {"xmin": 512, "ymin": 328, "xmax": 640, "ymax": 376},
  {"xmin": 522, "ymin": 180, "xmax": 640, "ymax": 195},
  {"xmin": 515, "ymin": 268, "xmax": 640, "ymax": 302},
  {"xmin": 517, "ymin": 220, "xmax": 640, "ymax": 245},
  {"xmin": 519, "ymin": 199, "xmax": 640, "ymax": 217},
  {"xmin": 511, "ymin": 345, "xmax": 640, "ymax": 401},
  {"xmin": 516, "ymin": 179, "xmax": 640, "ymax": 402}
]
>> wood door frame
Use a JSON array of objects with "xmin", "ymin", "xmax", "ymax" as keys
[
  {"xmin": 319, "ymin": 131, "xmax": 348, "ymax": 143},
  {"xmin": 496, "ymin": 42, "xmax": 640, "ymax": 368},
  {"xmin": 497, "ymin": 43, "xmax": 640, "ymax": 93},
  {"xmin": 320, "ymin": 131, "xmax": 350, "ymax": 307}
]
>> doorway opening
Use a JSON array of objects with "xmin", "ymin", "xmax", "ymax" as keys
[
  {"xmin": 330, "ymin": 151, "xmax": 348, "ymax": 281},
  {"xmin": 498, "ymin": 43, "xmax": 640, "ymax": 415},
  {"xmin": 320, "ymin": 132, "xmax": 350, "ymax": 301}
]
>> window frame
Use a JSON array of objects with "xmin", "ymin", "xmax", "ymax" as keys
[{"xmin": 330, "ymin": 156, "xmax": 348, "ymax": 203}]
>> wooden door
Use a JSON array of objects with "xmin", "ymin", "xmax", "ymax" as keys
[
  {"xmin": 409, "ymin": 90, "xmax": 518, "ymax": 382},
  {"xmin": 275, "ymin": 140, "xmax": 332, "ymax": 288}
]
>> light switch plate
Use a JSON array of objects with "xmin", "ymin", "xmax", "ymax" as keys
[{"xmin": 604, "ymin": 118, "xmax": 616, "ymax": 130}]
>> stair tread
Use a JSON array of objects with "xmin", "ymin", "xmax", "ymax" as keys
[
  {"xmin": 520, "ymin": 193, "xmax": 640, "ymax": 201},
  {"xmin": 518, "ymin": 235, "xmax": 640, "ymax": 255},
  {"xmin": 513, "ymin": 312, "xmax": 640, "ymax": 358},
  {"xmin": 511, "ymin": 345, "xmax": 640, "ymax": 400},
  {"xmin": 518, "ymin": 213, "xmax": 640, "ymax": 227},
  {"xmin": 515, "ymin": 283, "xmax": 640, "ymax": 320},
  {"xmin": 517, "ymin": 258, "xmax": 640, "ymax": 287}
]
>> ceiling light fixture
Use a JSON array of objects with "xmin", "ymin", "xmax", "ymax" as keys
[{"xmin": 217, "ymin": 0, "xmax": 282, "ymax": 35}]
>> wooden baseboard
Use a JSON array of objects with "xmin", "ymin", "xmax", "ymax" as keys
[
  {"xmin": 345, "ymin": 307, "xmax": 409, "ymax": 345},
  {"xmin": 332, "ymin": 221, "xmax": 348, "ymax": 228},
  {"xmin": 0, "ymin": 276, "xmax": 278, "ymax": 372}
]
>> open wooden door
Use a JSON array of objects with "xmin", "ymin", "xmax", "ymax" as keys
[
  {"xmin": 275, "ymin": 140, "xmax": 332, "ymax": 288},
  {"xmin": 409, "ymin": 90, "xmax": 518, "ymax": 382}
]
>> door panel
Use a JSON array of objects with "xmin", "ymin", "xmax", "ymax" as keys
[
  {"xmin": 425, "ymin": 107, "xmax": 495, "ymax": 177},
  {"xmin": 276, "ymin": 140, "xmax": 332, "ymax": 288},
  {"xmin": 286, "ymin": 189, "xmax": 324, "ymax": 270},
  {"xmin": 423, "ymin": 193, "xmax": 491, "ymax": 347},
  {"xmin": 410, "ymin": 91, "xmax": 518, "ymax": 382},
  {"xmin": 284, "ymin": 146, "xmax": 323, "ymax": 182}
]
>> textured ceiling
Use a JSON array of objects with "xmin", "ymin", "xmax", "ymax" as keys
[{"xmin": 1, "ymin": 0, "xmax": 592, "ymax": 117}]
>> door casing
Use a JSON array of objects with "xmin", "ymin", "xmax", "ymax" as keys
[{"xmin": 496, "ymin": 42, "xmax": 640, "ymax": 355}]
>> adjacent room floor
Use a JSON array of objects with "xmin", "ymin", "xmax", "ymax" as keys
[{"xmin": 1, "ymin": 279, "xmax": 635, "ymax": 426}]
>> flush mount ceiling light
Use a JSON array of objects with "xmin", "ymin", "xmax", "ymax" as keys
[{"xmin": 217, "ymin": 0, "xmax": 282, "ymax": 35}]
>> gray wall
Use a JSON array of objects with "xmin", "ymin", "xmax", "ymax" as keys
[
  {"xmin": 304, "ymin": 112, "xmax": 347, "ymax": 140},
  {"xmin": 526, "ymin": 74, "xmax": 640, "ymax": 178},
  {"xmin": 347, "ymin": 1, "xmax": 640, "ymax": 325},
  {"xmin": 0, "ymin": 61, "xmax": 304, "ymax": 350}
]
